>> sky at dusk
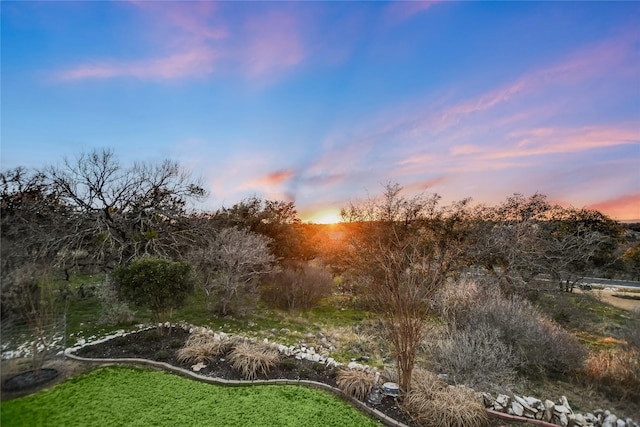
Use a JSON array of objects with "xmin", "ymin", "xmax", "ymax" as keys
[{"xmin": 2, "ymin": 1, "xmax": 639, "ymax": 223}]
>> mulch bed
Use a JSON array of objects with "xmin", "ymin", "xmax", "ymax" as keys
[{"xmin": 74, "ymin": 326, "xmax": 418, "ymax": 426}]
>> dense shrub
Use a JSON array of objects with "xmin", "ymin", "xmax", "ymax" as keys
[
  {"xmin": 402, "ymin": 369, "xmax": 488, "ymax": 427},
  {"xmin": 336, "ymin": 368, "xmax": 375, "ymax": 401},
  {"xmin": 430, "ymin": 324, "xmax": 523, "ymax": 391},
  {"xmin": 261, "ymin": 265, "xmax": 333, "ymax": 310},
  {"xmin": 228, "ymin": 342, "xmax": 280, "ymax": 380},
  {"xmin": 434, "ymin": 280, "xmax": 586, "ymax": 375},
  {"xmin": 582, "ymin": 348, "xmax": 640, "ymax": 401},
  {"xmin": 113, "ymin": 257, "xmax": 195, "ymax": 332}
]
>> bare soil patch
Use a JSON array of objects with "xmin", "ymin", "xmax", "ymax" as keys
[{"xmin": 589, "ymin": 289, "xmax": 640, "ymax": 311}]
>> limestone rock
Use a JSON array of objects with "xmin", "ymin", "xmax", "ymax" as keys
[
  {"xmin": 494, "ymin": 394, "xmax": 510, "ymax": 412},
  {"xmin": 544, "ymin": 400, "xmax": 555, "ymax": 422},
  {"xmin": 480, "ymin": 392, "xmax": 493, "ymax": 408},
  {"xmin": 559, "ymin": 396, "xmax": 573, "ymax": 414},
  {"xmin": 191, "ymin": 362, "xmax": 207, "ymax": 372},
  {"xmin": 511, "ymin": 401, "xmax": 525, "ymax": 417},
  {"xmin": 554, "ymin": 412, "xmax": 569, "ymax": 427},
  {"xmin": 568, "ymin": 413, "xmax": 587, "ymax": 427},
  {"xmin": 603, "ymin": 414, "xmax": 618, "ymax": 427}
]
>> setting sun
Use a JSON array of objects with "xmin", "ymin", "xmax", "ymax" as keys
[{"xmin": 305, "ymin": 209, "xmax": 342, "ymax": 224}]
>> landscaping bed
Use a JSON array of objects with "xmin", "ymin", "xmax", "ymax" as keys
[{"xmin": 73, "ymin": 326, "xmax": 417, "ymax": 426}]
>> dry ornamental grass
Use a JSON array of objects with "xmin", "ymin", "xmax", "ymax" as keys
[
  {"xmin": 176, "ymin": 330, "xmax": 237, "ymax": 364},
  {"xmin": 336, "ymin": 368, "xmax": 375, "ymax": 401},
  {"xmin": 228, "ymin": 342, "xmax": 280, "ymax": 380},
  {"xmin": 402, "ymin": 369, "xmax": 489, "ymax": 427}
]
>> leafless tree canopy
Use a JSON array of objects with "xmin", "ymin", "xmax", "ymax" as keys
[
  {"xmin": 187, "ymin": 227, "xmax": 275, "ymax": 316},
  {"xmin": 468, "ymin": 193, "xmax": 624, "ymax": 293},
  {"xmin": 47, "ymin": 149, "xmax": 206, "ymax": 269},
  {"xmin": 341, "ymin": 183, "xmax": 473, "ymax": 392}
]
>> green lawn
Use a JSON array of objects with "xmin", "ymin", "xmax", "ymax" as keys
[{"xmin": 1, "ymin": 367, "xmax": 381, "ymax": 427}]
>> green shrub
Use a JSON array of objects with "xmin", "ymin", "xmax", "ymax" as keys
[{"xmin": 113, "ymin": 257, "xmax": 195, "ymax": 332}]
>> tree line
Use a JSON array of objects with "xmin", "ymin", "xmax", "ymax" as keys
[{"xmin": 1, "ymin": 149, "xmax": 636, "ymax": 390}]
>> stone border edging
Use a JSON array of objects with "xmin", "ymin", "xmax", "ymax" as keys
[
  {"xmin": 65, "ymin": 353, "xmax": 409, "ymax": 427},
  {"xmin": 485, "ymin": 409, "xmax": 561, "ymax": 427}
]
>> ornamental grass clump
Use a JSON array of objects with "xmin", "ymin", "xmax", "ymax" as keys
[
  {"xmin": 402, "ymin": 369, "xmax": 489, "ymax": 427},
  {"xmin": 228, "ymin": 342, "xmax": 280, "ymax": 380},
  {"xmin": 336, "ymin": 368, "xmax": 376, "ymax": 401},
  {"xmin": 176, "ymin": 330, "xmax": 234, "ymax": 364}
]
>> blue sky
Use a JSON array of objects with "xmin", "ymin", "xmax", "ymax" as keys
[{"xmin": 2, "ymin": 1, "xmax": 639, "ymax": 222}]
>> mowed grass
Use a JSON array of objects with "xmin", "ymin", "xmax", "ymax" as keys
[{"xmin": 1, "ymin": 366, "xmax": 381, "ymax": 427}]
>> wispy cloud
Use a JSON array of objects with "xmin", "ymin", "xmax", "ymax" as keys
[
  {"xmin": 284, "ymin": 27, "xmax": 639, "ymax": 215},
  {"xmin": 241, "ymin": 11, "xmax": 305, "ymax": 78},
  {"xmin": 56, "ymin": 3, "xmax": 320, "ymax": 82},
  {"xmin": 58, "ymin": 47, "xmax": 219, "ymax": 80},
  {"xmin": 493, "ymin": 126, "xmax": 639, "ymax": 159},
  {"xmin": 384, "ymin": 1, "xmax": 440, "ymax": 25}
]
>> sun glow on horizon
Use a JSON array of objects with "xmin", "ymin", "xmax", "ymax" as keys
[{"xmin": 304, "ymin": 209, "xmax": 342, "ymax": 224}]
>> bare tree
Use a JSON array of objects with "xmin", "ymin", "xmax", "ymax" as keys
[
  {"xmin": 187, "ymin": 227, "xmax": 275, "ymax": 315},
  {"xmin": 47, "ymin": 149, "xmax": 206, "ymax": 270},
  {"xmin": 341, "ymin": 184, "xmax": 472, "ymax": 392}
]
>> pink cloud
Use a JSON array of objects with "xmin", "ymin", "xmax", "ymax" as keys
[
  {"xmin": 404, "ymin": 176, "xmax": 448, "ymax": 193},
  {"xmin": 492, "ymin": 125, "xmax": 639, "ymax": 159},
  {"xmin": 450, "ymin": 144, "xmax": 483, "ymax": 156},
  {"xmin": 59, "ymin": 47, "xmax": 218, "ymax": 80},
  {"xmin": 57, "ymin": 3, "xmax": 310, "ymax": 82},
  {"xmin": 127, "ymin": 0, "xmax": 226, "ymax": 43},
  {"xmin": 240, "ymin": 169, "xmax": 296, "ymax": 199},
  {"xmin": 587, "ymin": 193, "xmax": 640, "ymax": 221},
  {"xmin": 242, "ymin": 11, "xmax": 305, "ymax": 77},
  {"xmin": 384, "ymin": 1, "xmax": 439, "ymax": 25}
]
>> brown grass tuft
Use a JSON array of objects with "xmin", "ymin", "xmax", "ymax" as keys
[
  {"xmin": 176, "ymin": 331, "xmax": 235, "ymax": 364},
  {"xmin": 402, "ymin": 369, "xmax": 489, "ymax": 427},
  {"xmin": 228, "ymin": 342, "xmax": 280, "ymax": 380},
  {"xmin": 336, "ymin": 368, "xmax": 376, "ymax": 401}
]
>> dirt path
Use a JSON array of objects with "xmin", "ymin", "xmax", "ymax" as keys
[{"xmin": 590, "ymin": 289, "xmax": 640, "ymax": 311}]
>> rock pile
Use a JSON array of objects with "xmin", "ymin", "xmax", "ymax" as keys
[{"xmin": 482, "ymin": 393, "xmax": 638, "ymax": 427}]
